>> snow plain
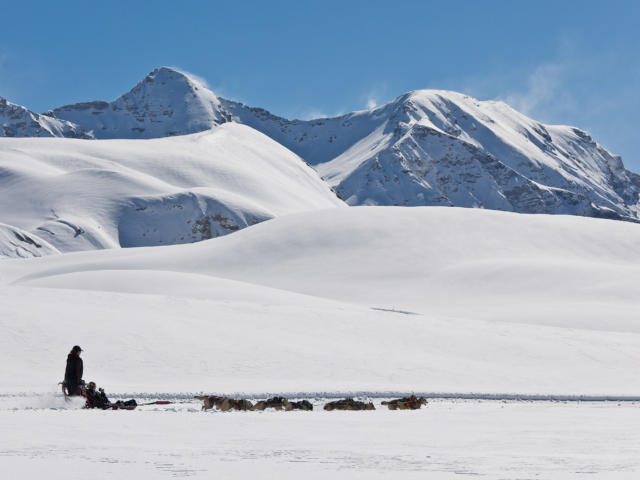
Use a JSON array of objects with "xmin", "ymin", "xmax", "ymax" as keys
[
  {"xmin": 2, "ymin": 206, "xmax": 640, "ymax": 478},
  {"xmin": 2, "ymin": 206, "xmax": 639, "ymax": 395},
  {"xmin": 2, "ymin": 399, "xmax": 640, "ymax": 479}
]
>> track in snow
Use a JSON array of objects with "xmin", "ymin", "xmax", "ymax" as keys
[{"xmin": 3, "ymin": 391, "xmax": 640, "ymax": 409}]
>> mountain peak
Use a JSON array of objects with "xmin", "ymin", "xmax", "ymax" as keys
[
  {"xmin": 137, "ymin": 66, "xmax": 209, "ymax": 93},
  {"xmin": 48, "ymin": 67, "xmax": 228, "ymax": 139}
]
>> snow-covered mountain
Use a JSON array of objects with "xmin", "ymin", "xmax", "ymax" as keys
[
  {"xmin": 0, "ymin": 97, "xmax": 90, "ymax": 138},
  {"xmin": 43, "ymin": 67, "xmax": 640, "ymax": 221},
  {"xmin": 2, "ymin": 66, "xmax": 639, "ymax": 222},
  {"xmin": 44, "ymin": 67, "xmax": 229, "ymax": 139},
  {"xmin": 222, "ymin": 92, "xmax": 640, "ymax": 221},
  {"xmin": 0, "ymin": 123, "xmax": 344, "ymax": 257}
]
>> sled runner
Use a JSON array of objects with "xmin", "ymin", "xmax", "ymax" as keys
[{"xmin": 59, "ymin": 380, "xmax": 87, "ymax": 401}]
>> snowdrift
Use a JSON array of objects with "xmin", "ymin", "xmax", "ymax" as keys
[
  {"xmin": 2, "ymin": 207, "xmax": 639, "ymax": 395},
  {"xmin": 0, "ymin": 123, "xmax": 344, "ymax": 256}
]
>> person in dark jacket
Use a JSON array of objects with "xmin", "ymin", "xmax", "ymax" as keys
[
  {"xmin": 85, "ymin": 381, "xmax": 111, "ymax": 409},
  {"xmin": 85, "ymin": 382, "xmax": 137, "ymax": 410},
  {"xmin": 64, "ymin": 345, "xmax": 84, "ymax": 396}
]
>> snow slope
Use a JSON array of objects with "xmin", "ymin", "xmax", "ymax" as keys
[
  {"xmin": 0, "ymin": 223, "xmax": 59, "ymax": 258},
  {"xmin": 0, "ymin": 123, "xmax": 343, "ymax": 256},
  {"xmin": 2, "ymin": 207, "xmax": 639, "ymax": 394}
]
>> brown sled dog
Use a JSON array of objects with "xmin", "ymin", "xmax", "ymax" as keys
[
  {"xmin": 381, "ymin": 395, "xmax": 427, "ymax": 410},
  {"xmin": 253, "ymin": 396, "xmax": 293, "ymax": 411},
  {"xmin": 291, "ymin": 399, "xmax": 313, "ymax": 411},
  {"xmin": 195, "ymin": 395, "xmax": 254, "ymax": 412},
  {"xmin": 323, "ymin": 398, "xmax": 375, "ymax": 411},
  {"xmin": 252, "ymin": 397, "xmax": 313, "ymax": 411}
]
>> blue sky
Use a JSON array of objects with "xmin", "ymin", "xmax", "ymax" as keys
[{"xmin": 1, "ymin": 1, "xmax": 639, "ymax": 170}]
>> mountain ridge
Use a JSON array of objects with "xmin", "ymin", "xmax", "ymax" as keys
[
  {"xmin": 222, "ymin": 88, "xmax": 640, "ymax": 221},
  {"xmin": 0, "ymin": 96, "xmax": 91, "ymax": 138},
  {"xmin": 1, "ymin": 66, "xmax": 639, "ymax": 222}
]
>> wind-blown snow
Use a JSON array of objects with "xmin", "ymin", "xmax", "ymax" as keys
[
  {"xmin": 2, "ymin": 207, "xmax": 639, "ymax": 395},
  {"xmin": 0, "ymin": 123, "xmax": 343, "ymax": 255}
]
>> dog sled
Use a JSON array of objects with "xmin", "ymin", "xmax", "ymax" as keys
[
  {"xmin": 59, "ymin": 380, "xmax": 141, "ymax": 410},
  {"xmin": 59, "ymin": 380, "xmax": 180, "ymax": 410}
]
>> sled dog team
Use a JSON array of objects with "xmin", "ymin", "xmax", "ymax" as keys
[
  {"xmin": 63, "ymin": 345, "xmax": 428, "ymax": 411},
  {"xmin": 194, "ymin": 395, "xmax": 428, "ymax": 412}
]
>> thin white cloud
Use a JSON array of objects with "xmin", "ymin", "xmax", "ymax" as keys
[
  {"xmin": 472, "ymin": 40, "xmax": 639, "ymax": 170},
  {"xmin": 361, "ymin": 83, "xmax": 389, "ymax": 111},
  {"xmin": 301, "ymin": 109, "xmax": 329, "ymax": 120},
  {"xmin": 298, "ymin": 107, "xmax": 346, "ymax": 120},
  {"xmin": 502, "ymin": 62, "xmax": 567, "ymax": 116}
]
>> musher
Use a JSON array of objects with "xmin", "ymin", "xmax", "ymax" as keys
[{"xmin": 64, "ymin": 345, "xmax": 84, "ymax": 396}]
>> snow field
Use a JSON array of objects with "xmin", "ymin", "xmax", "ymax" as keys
[
  {"xmin": 1, "ymin": 207, "xmax": 640, "ymax": 395},
  {"xmin": 2, "ymin": 401, "xmax": 639, "ymax": 479},
  {"xmin": 2, "ymin": 190, "xmax": 640, "ymax": 479}
]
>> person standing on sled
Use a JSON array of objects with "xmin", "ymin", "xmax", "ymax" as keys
[{"xmin": 64, "ymin": 345, "xmax": 84, "ymax": 396}]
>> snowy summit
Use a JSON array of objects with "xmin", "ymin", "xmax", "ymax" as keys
[{"xmin": 44, "ymin": 67, "xmax": 229, "ymax": 139}]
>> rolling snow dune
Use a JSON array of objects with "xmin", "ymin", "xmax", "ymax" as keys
[
  {"xmin": 2, "ymin": 207, "xmax": 639, "ymax": 395},
  {"xmin": 7, "ymin": 206, "xmax": 639, "ymax": 329},
  {"xmin": 0, "ymin": 122, "xmax": 344, "ymax": 256}
]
